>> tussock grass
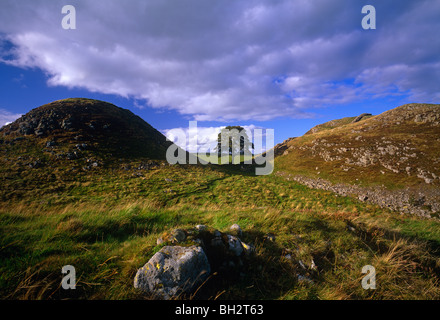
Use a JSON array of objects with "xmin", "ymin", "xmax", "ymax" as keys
[{"xmin": 1, "ymin": 163, "xmax": 440, "ymax": 300}]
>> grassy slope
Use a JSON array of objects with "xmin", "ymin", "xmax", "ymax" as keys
[
  {"xmin": 304, "ymin": 115, "xmax": 372, "ymax": 135},
  {"xmin": 1, "ymin": 102, "xmax": 440, "ymax": 300},
  {"xmin": 1, "ymin": 161, "xmax": 440, "ymax": 300},
  {"xmin": 276, "ymin": 103, "xmax": 440, "ymax": 189}
]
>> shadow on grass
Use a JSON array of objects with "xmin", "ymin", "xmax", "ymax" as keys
[
  {"xmin": 75, "ymin": 212, "xmax": 183, "ymax": 244},
  {"xmin": 346, "ymin": 219, "xmax": 440, "ymax": 277},
  {"xmin": 176, "ymin": 229, "xmax": 313, "ymax": 300}
]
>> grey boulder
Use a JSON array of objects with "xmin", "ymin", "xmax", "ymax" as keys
[{"xmin": 134, "ymin": 245, "xmax": 210, "ymax": 299}]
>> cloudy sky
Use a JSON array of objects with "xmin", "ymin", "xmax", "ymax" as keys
[{"xmin": 0, "ymin": 0, "xmax": 439, "ymax": 150}]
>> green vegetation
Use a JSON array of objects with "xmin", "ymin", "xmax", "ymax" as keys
[
  {"xmin": 1, "ymin": 100, "xmax": 440, "ymax": 300},
  {"xmin": 304, "ymin": 115, "xmax": 371, "ymax": 135},
  {"xmin": 1, "ymin": 161, "xmax": 439, "ymax": 300},
  {"xmin": 276, "ymin": 104, "xmax": 440, "ymax": 189},
  {"xmin": 191, "ymin": 153, "xmax": 254, "ymax": 165},
  {"xmin": 214, "ymin": 125, "xmax": 254, "ymax": 157}
]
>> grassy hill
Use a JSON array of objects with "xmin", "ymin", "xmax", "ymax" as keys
[
  {"xmin": 0, "ymin": 98, "xmax": 174, "ymax": 160},
  {"xmin": 1, "ymin": 100, "xmax": 440, "ymax": 300},
  {"xmin": 304, "ymin": 113, "xmax": 373, "ymax": 135},
  {"xmin": 275, "ymin": 103, "xmax": 440, "ymax": 218},
  {"xmin": 277, "ymin": 103, "xmax": 440, "ymax": 188}
]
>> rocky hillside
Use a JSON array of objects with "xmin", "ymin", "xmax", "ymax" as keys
[
  {"xmin": 304, "ymin": 113, "xmax": 373, "ymax": 135},
  {"xmin": 275, "ymin": 103, "xmax": 440, "ymax": 218},
  {"xmin": 0, "ymin": 98, "xmax": 174, "ymax": 160},
  {"xmin": 0, "ymin": 98, "xmax": 184, "ymax": 201}
]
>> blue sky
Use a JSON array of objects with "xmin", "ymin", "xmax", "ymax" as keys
[{"xmin": 1, "ymin": 0, "xmax": 439, "ymax": 150}]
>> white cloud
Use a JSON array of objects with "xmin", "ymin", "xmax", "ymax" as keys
[
  {"xmin": 0, "ymin": 109, "xmax": 22, "ymax": 127},
  {"xmin": 164, "ymin": 125, "xmax": 223, "ymax": 153},
  {"xmin": 163, "ymin": 124, "xmax": 270, "ymax": 154},
  {"xmin": 0, "ymin": 0, "xmax": 439, "ymax": 121}
]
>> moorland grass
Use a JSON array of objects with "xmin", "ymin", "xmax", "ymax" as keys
[{"xmin": 1, "ymin": 162, "xmax": 440, "ymax": 300}]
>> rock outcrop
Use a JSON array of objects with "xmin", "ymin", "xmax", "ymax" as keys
[
  {"xmin": 276, "ymin": 171, "xmax": 440, "ymax": 219},
  {"xmin": 134, "ymin": 245, "xmax": 211, "ymax": 299},
  {"xmin": 134, "ymin": 224, "xmax": 256, "ymax": 299},
  {"xmin": 0, "ymin": 98, "xmax": 177, "ymax": 160},
  {"xmin": 276, "ymin": 104, "xmax": 440, "ymax": 204},
  {"xmin": 272, "ymin": 137, "xmax": 296, "ymax": 157},
  {"xmin": 351, "ymin": 113, "xmax": 372, "ymax": 123}
]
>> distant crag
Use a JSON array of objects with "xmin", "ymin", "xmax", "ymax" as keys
[
  {"xmin": 351, "ymin": 113, "xmax": 372, "ymax": 123},
  {"xmin": 272, "ymin": 137, "xmax": 296, "ymax": 157},
  {"xmin": 276, "ymin": 103, "xmax": 440, "ymax": 218},
  {"xmin": 0, "ymin": 98, "xmax": 174, "ymax": 160},
  {"xmin": 305, "ymin": 113, "xmax": 373, "ymax": 135}
]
